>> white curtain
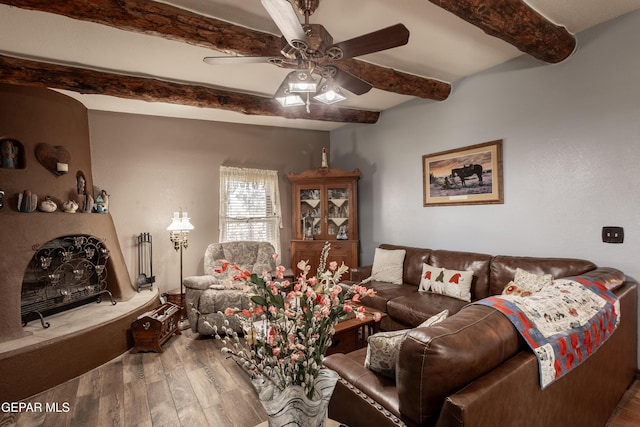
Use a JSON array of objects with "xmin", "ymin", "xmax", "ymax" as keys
[{"xmin": 219, "ymin": 166, "xmax": 282, "ymax": 255}]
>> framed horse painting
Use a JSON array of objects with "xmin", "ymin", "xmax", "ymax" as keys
[{"xmin": 423, "ymin": 139, "xmax": 503, "ymax": 207}]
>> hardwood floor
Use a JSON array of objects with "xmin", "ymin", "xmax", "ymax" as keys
[
  {"xmin": 0, "ymin": 328, "xmax": 638, "ymax": 427},
  {"xmin": 0, "ymin": 329, "xmax": 268, "ymax": 427},
  {"xmin": 606, "ymin": 380, "xmax": 640, "ymax": 427}
]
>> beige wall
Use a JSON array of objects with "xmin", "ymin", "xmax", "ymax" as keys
[{"xmin": 88, "ymin": 111, "xmax": 329, "ymax": 295}]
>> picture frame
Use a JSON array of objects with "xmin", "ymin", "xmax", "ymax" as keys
[{"xmin": 423, "ymin": 139, "xmax": 503, "ymax": 207}]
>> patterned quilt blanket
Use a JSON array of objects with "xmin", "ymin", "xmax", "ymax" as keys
[{"xmin": 476, "ymin": 276, "xmax": 620, "ymax": 388}]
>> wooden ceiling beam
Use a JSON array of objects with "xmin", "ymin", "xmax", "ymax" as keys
[
  {"xmin": 428, "ymin": 0, "xmax": 576, "ymax": 63},
  {"xmin": 0, "ymin": 55, "xmax": 380, "ymax": 124},
  {"xmin": 0, "ymin": 0, "xmax": 451, "ymax": 101}
]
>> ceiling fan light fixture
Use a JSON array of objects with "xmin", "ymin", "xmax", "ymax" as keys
[
  {"xmin": 313, "ymin": 82, "xmax": 346, "ymax": 105},
  {"xmin": 287, "ymin": 70, "xmax": 319, "ymax": 93},
  {"xmin": 274, "ymin": 81, "xmax": 306, "ymax": 107}
]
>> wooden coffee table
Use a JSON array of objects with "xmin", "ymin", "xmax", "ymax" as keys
[{"xmin": 326, "ymin": 306, "xmax": 385, "ymax": 356}]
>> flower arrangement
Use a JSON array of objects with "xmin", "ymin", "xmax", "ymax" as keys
[{"xmin": 209, "ymin": 241, "xmax": 376, "ymax": 399}]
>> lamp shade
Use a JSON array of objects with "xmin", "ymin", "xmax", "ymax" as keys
[
  {"xmin": 287, "ymin": 70, "xmax": 319, "ymax": 93},
  {"xmin": 313, "ymin": 81, "xmax": 347, "ymax": 105},
  {"xmin": 274, "ymin": 81, "xmax": 305, "ymax": 107},
  {"xmin": 167, "ymin": 211, "xmax": 194, "ymax": 232}
]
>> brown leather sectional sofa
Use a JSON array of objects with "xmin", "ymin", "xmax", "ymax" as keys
[{"xmin": 324, "ymin": 244, "xmax": 638, "ymax": 427}]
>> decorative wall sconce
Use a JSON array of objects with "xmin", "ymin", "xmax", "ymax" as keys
[{"xmin": 35, "ymin": 143, "xmax": 71, "ymax": 177}]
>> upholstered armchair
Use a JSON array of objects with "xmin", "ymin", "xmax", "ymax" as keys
[{"xmin": 183, "ymin": 241, "xmax": 277, "ymax": 334}]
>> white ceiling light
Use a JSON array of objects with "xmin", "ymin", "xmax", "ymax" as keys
[{"xmin": 313, "ymin": 81, "xmax": 347, "ymax": 105}]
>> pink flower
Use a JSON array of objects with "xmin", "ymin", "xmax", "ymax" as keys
[
  {"xmin": 329, "ymin": 261, "xmax": 338, "ymax": 271},
  {"xmin": 373, "ymin": 312, "xmax": 382, "ymax": 322},
  {"xmin": 214, "ymin": 260, "xmax": 229, "ymax": 273},
  {"xmin": 272, "ymin": 347, "xmax": 281, "ymax": 356},
  {"xmin": 355, "ymin": 312, "xmax": 365, "ymax": 321},
  {"xmin": 276, "ymin": 265, "xmax": 286, "ymax": 279},
  {"xmin": 344, "ymin": 304, "xmax": 353, "ymax": 313},
  {"xmin": 352, "ymin": 294, "xmax": 360, "ymax": 303},
  {"xmin": 224, "ymin": 307, "xmax": 236, "ymax": 316}
]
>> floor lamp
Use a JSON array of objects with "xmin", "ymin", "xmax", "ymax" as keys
[{"xmin": 167, "ymin": 210, "xmax": 194, "ymax": 328}]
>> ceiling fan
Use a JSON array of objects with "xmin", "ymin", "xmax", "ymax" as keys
[{"xmin": 203, "ymin": 0, "xmax": 410, "ymax": 106}]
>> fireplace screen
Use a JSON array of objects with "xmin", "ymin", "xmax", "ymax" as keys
[{"xmin": 21, "ymin": 234, "xmax": 116, "ymax": 328}]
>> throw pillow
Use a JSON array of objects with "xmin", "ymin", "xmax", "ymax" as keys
[
  {"xmin": 364, "ymin": 329, "xmax": 408, "ymax": 378},
  {"xmin": 429, "ymin": 268, "xmax": 474, "ymax": 302},
  {"xmin": 418, "ymin": 263, "xmax": 444, "ymax": 292},
  {"xmin": 370, "ymin": 248, "xmax": 406, "ymax": 284},
  {"xmin": 502, "ymin": 268, "xmax": 553, "ymax": 297},
  {"xmin": 418, "ymin": 309, "xmax": 449, "ymax": 327},
  {"xmin": 365, "ymin": 310, "xmax": 448, "ymax": 378}
]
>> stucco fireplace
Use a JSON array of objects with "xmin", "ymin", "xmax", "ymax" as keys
[{"xmin": 0, "ymin": 83, "xmax": 157, "ymax": 402}]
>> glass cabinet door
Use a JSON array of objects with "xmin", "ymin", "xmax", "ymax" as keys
[
  {"xmin": 299, "ymin": 187, "xmax": 321, "ymax": 239},
  {"xmin": 326, "ymin": 186, "xmax": 349, "ymax": 240}
]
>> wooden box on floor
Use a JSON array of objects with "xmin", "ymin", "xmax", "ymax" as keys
[{"xmin": 131, "ymin": 302, "xmax": 181, "ymax": 353}]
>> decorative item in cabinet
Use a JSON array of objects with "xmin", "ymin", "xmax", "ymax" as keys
[
  {"xmin": 288, "ymin": 167, "xmax": 360, "ymax": 274},
  {"xmin": 131, "ymin": 302, "xmax": 181, "ymax": 353}
]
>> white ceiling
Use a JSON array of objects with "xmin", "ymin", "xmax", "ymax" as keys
[{"xmin": 1, "ymin": 0, "xmax": 639, "ymax": 131}]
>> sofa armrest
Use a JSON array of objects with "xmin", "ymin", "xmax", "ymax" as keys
[
  {"xmin": 397, "ymin": 304, "xmax": 521, "ymax": 426},
  {"xmin": 183, "ymin": 275, "xmax": 220, "ymax": 291},
  {"xmin": 351, "ymin": 265, "xmax": 372, "ymax": 282}
]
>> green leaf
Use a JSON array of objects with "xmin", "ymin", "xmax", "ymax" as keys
[
  {"xmin": 271, "ymin": 294, "xmax": 285, "ymax": 309},
  {"xmin": 251, "ymin": 295, "xmax": 267, "ymax": 306}
]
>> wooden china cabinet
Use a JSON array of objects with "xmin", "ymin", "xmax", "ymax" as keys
[{"xmin": 288, "ymin": 167, "xmax": 360, "ymax": 275}]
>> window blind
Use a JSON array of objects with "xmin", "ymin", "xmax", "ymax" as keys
[{"xmin": 219, "ymin": 166, "xmax": 282, "ymax": 255}]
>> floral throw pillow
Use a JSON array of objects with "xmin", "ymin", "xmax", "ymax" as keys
[
  {"xmin": 428, "ymin": 268, "xmax": 474, "ymax": 302},
  {"xmin": 365, "ymin": 310, "xmax": 448, "ymax": 378},
  {"xmin": 502, "ymin": 268, "xmax": 553, "ymax": 297},
  {"xmin": 418, "ymin": 263, "xmax": 444, "ymax": 292}
]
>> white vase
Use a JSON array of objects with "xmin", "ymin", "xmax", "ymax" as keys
[{"xmin": 253, "ymin": 368, "xmax": 339, "ymax": 427}]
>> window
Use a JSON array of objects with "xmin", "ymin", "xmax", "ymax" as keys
[{"xmin": 219, "ymin": 166, "xmax": 282, "ymax": 255}]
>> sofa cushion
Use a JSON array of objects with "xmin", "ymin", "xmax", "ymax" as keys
[
  {"xmin": 490, "ymin": 255, "xmax": 597, "ymax": 295},
  {"xmin": 359, "ymin": 281, "xmax": 418, "ymax": 312},
  {"xmin": 371, "ymin": 248, "xmax": 406, "ymax": 284},
  {"xmin": 387, "ymin": 293, "xmax": 468, "ymax": 327},
  {"xmin": 324, "ymin": 349, "xmax": 402, "ymax": 421},
  {"xmin": 365, "ymin": 310, "xmax": 449, "ymax": 378}
]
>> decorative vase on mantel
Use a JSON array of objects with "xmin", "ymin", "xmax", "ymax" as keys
[{"xmin": 253, "ymin": 368, "xmax": 339, "ymax": 427}]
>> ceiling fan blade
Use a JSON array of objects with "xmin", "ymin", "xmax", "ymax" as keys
[
  {"xmin": 333, "ymin": 68, "xmax": 373, "ymax": 95},
  {"xmin": 203, "ymin": 56, "xmax": 271, "ymax": 65},
  {"xmin": 261, "ymin": 0, "xmax": 307, "ymax": 48},
  {"xmin": 329, "ymin": 24, "xmax": 410, "ymax": 60}
]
